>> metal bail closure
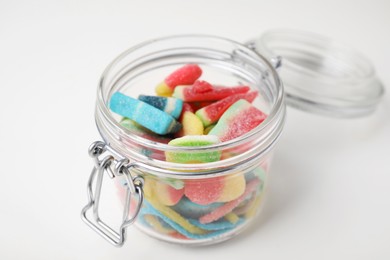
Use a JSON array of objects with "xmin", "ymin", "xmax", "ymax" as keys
[{"xmin": 81, "ymin": 141, "xmax": 144, "ymax": 247}]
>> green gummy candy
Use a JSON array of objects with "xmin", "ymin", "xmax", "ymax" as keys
[{"xmin": 165, "ymin": 135, "xmax": 221, "ymax": 163}]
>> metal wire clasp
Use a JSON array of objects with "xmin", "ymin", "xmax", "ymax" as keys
[{"xmin": 81, "ymin": 141, "xmax": 144, "ymax": 247}]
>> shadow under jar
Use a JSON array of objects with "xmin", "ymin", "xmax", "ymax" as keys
[{"xmin": 82, "ymin": 35, "xmax": 286, "ymax": 246}]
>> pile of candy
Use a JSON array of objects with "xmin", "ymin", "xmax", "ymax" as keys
[{"xmin": 110, "ymin": 64, "xmax": 268, "ymax": 241}]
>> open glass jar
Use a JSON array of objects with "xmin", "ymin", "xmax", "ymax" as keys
[
  {"xmin": 81, "ymin": 35, "xmax": 285, "ymax": 246},
  {"xmin": 81, "ymin": 32, "xmax": 383, "ymax": 247}
]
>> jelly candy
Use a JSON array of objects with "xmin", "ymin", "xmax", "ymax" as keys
[
  {"xmin": 184, "ymin": 177, "xmax": 225, "ymax": 205},
  {"xmin": 165, "ymin": 135, "xmax": 221, "ymax": 163},
  {"xmin": 185, "ymin": 174, "xmax": 246, "ymax": 205},
  {"xmin": 173, "ymin": 85, "xmax": 250, "ymax": 102},
  {"xmin": 155, "ymin": 64, "xmax": 202, "ymax": 97},
  {"xmin": 110, "ymin": 92, "xmax": 181, "ymax": 135},
  {"xmin": 175, "ymin": 111, "xmax": 204, "ymax": 137},
  {"xmin": 148, "ymin": 178, "xmax": 184, "ymax": 206},
  {"xmin": 138, "ymin": 95, "xmax": 183, "ymax": 119},
  {"xmin": 199, "ymin": 178, "xmax": 260, "ymax": 224},
  {"xmin": 191, "ymin": 80, "xmax": 213, "ymax": 93},
  {"xmin": 216, "ymin": 174, "xmax": 246, "ymax": 203},
  {"xmin": 171, "ymin": 197, "xmax": 223, "ymax": 219},
  {"xmin": 196, "ymin": 91, "xmax": 258, "ymax": 127},
  {"xmin": 208, "ymin": 99, "xmax": 267, "ymax": 142}
]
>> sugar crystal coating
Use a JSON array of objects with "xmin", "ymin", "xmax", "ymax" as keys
[
  {"xmin": 139, "ymin": 95, "xmax": 183, "ymax": 119},
  {"xmin": 165, "ymin": 135, "xmax": 221, "ymax": 163},
  {"xmin": 208, "ymin": 99, "xmax": 267, "ymax": 142},
  {"xmin": 110, "ymin": 92, "xmax": 181, "ymax": 135},
  {"xmin": 173, "ymin": 85, "xmax": 250, "ymax": 102},
  {"xmin": 196, "ymin": 91, "xmax": 258, "ymax": 127},
  {"xmin": 175, "ymin": 111, "xmax": 204, "ymax": 137},
  {"xmin": 155, "ymin": 64, "xmax": 202, "ymax": 96}
]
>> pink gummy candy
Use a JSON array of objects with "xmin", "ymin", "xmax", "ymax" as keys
[
  {"xmin": 196, "ymin": 91, "xmax": 258, "ymax": 127},
  {"xmin": 191, "ymin": 80, "xmax": 213, "ymax": 93},
  {"xmin": 173, "ymin": 85, "xmax": 250, "ymax": 102},
  {"xmin": 199, "ymin": 178, "xmax": 260, "ymax": 224},
  {"xmin": 165, "ymin": 64, "xmax": 202, "ymax": 90},
  {"xmin": 208, "ymin": 99, "xmax": 267, "ymax": 142},
  {"xmin": 154, "ymin": 182, "xmax": 184, "ymax": 206},
  {"xmin": 184, "ymin": 177, "xmax": 225, "ymax": 205}
]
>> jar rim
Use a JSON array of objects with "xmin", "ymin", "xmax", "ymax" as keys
[{"xmin": 95, "ymin": 34, "xmax": 286, "ymax": 172}]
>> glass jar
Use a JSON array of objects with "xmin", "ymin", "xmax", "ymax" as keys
[{"xmin": 81, "ymin": 35, "xmax": 286, "ymax": 246}]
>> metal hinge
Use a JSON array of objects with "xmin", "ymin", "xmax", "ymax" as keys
[{"xmin": 81, "ymin": 141, "xmax": 144, "ymax": 247}]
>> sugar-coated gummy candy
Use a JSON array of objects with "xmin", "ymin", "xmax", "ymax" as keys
[
  {"xmin": 143, "ymin": 195, "xmax": 207, "ymax": 235},
  {"xmin": 140, "ymin": 201, "xmax": 242, "ymax": 239},
  {"xmin": 208, "ymin": 99, "xmax": 267, "ymax": 142},
  {"xmin": 173, "ymin": 85, "xmax": 250, "ymax": 102},
  {"xmin": 184, "ymin": 177, "xmax": 225, "ymax": 205},
  {"xmin": 175, "ymin": 111, "xmax": 204, "ymax": 137},
  {"xmin": 110, "ymin": 92, "xmax": 181, "ymax": 135},
  {"xmin": 155, "ymin": 64, "xmax": 202, "ymax": 96},
  {"xmin": 171, "ymin": 197, "xmax": 223, "ymax": 219},
  {"xmin": 199, "ymin": 178, "xmax": 260, "ymax": 224},
  {"xmin": 184, "ymin": 174, "xmax": 246, "ymax": 205},
  {"xmin": 216, "ymin": 174, "xmax": 246, "ymax": 203},
  {"xmin": 147, "ymin": 178, "xmax": 184, "ymax": 206},
  {"xmin": 224, "ymin": 212, "xmax": 240, "ymax": 224},
  {"xmin": 191, "ymin": 80, "xmax": 213, "ymax": 93},
  {"xmin": 143, "ymin": 215, "xmax": 176, "ymax": 236},
  {"xmin": 138, "ymin": 95, "xmax": 183, "ymax": 119},
  {"xmin": 196, "ymin": 91, "xmax": 258, "ymax": 127},
  {"xmin": 165, "ymin": 135, "xmax": 221, "ymax": 163}
]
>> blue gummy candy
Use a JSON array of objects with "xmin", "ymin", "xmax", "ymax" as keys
[
  {"xmin": 110, "ymin": 92, "xmax": 181, "ymax": 135},
  {"xmin": 139, "ymin": 200, "xmax": 243, "ymax": 240},
  {"xmin": 171, "ymin": 196, "xmax": 223, "ymax": 219},
  {"xmin": 139, "ymin": 95, "xmax": 183, "ymax": 119}
]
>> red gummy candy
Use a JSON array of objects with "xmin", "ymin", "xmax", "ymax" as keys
[
  {"xmin": 165, "ymin": 64, "xmax": 202, "ymax": 90},
  {"xmin": 196, "ymin": 91, "xmax": 258, "ymax": 126},
  {"xmin": 174, "ymin": 85, "xmax": 250, "ymax": 102},
  {"xmin": 209, "ymin": 100, "xmax": 267, "ymax": 142},
  {"xmin": 220, "ymin": 106, "xmax": 266, "ymax": 142},
  {"xmin": 154, "ymin": 182, "xmax": 184, "ymax": 206},
  {"xmin": 199, "ymin": 178, "xmax": 260, "ymax": 224},
  {"xmin": 192, "ymin": 80, "xmax": 213, "ymax": 93},
  {"xmin": 184, "ymin": 177, "xmax": 225, "ymax": 205}
]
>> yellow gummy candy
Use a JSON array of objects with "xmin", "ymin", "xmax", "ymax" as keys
[
  {"xmin": 146, "ymin": 195, "xmax": 207, "ymax": 235},
  {"xmin": 155, "ymin": 82, "xmax": 173, "ymax": 97},
  {"xmin": 224, "ymin": 212, "xmax": 240, "ymax": 224},
  {"xmin": 245, "ymin": 195, "xmax": 263, "ymax": 218},
  {"xmin": 217, "ymin": 174, "xmax": 246, "ymax": 202},
  {"xmin": 144, "ymin": 215, "xmax": 175, "ymax": 235},
  {"xmin": 177, "ymin": 111, "xmax": 204, "ymax": 137}
]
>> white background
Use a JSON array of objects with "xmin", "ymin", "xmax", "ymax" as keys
[{"xmin": 1, "ymin": 0, "xmax": 389, "ymax": 259}]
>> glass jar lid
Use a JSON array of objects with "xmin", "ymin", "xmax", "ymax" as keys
[{"xmin": 249, "ymin": 29, "xmax": 385, "ymax": 117}]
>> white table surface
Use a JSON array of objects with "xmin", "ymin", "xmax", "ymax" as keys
[{"xmin": 1, "ymin": 0, "xmax": 389, "ymax": 259}]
